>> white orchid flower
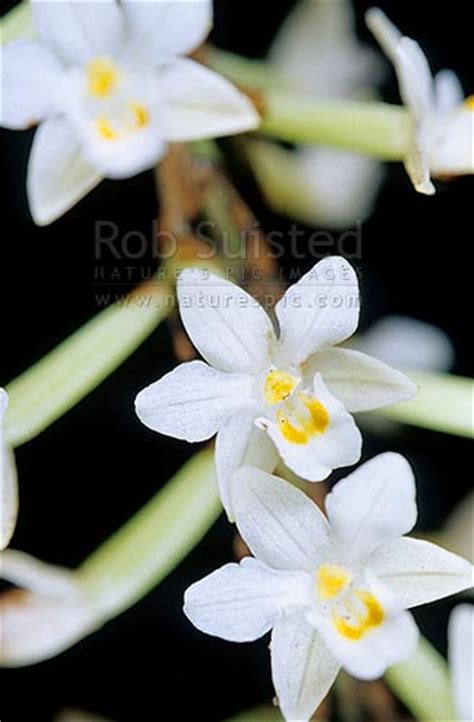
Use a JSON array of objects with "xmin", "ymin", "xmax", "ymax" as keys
[
  {"xmin": 448, "ymin": 605, "xmax": 474, "ymax": 721},
  {"xmin": 353, "ymin": 315, "xmax": 455, "ymax": 372},
  {"xmin": 266, "ymin": 0, "xmax": 384, "ymax": 228},
  {"xmin": 1, "ymin": 389, "xmax": 18, "ymax": 550},
  {"xmin": 0, "ymin": 0, "xmax": 259, "ymax": 226},
  {"xmin": 367, "ymin": 8, "xmax": 474, "ymax": 195},
  {"xmin": 184, "ymin": 454, "xmax": 474, "ymax": 722},
  {"xmin": 135, "ymin": 256, "xmax": 416, "ymax": 518},
  {"xmin": 0, "ymin": 549, "xmax": 103, "ymax": 666}
]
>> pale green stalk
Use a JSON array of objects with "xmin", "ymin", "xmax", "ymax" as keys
[
  {"xmin": 378, "ymin": 371, "xmax": 473, "ymax": 438},
  {"xmin": 208, "ymin": 50, "xmax": 412, "ymax": 160},
  {"xmin": 5, "ymin": 278, "xmax": 173, "ymax": 447},
  {"xmin": 1, "ymin": 449, "xmax": 221, "ymax": 667},
  {"xmin": 208, "ymin": 48, "xmax": 289, "ymax": 91},
  {"xmin": 385, "ymin": 637, "xmax": 457, "ymax": 721},
  {"xmin": 77, "ymin": 447, "xmax": 221, "ymax": 617},
  {"xmin": 261, "ymin": 92, "xmax": 411, "ymax": 160}
]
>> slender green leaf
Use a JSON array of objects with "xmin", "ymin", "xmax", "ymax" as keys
[
  {"xmin": 1, "ymin": 449, "xmax": 221, "ymax": 667},
  {"xmin": 1, "ymin": 1, "xmax": 34, "ymax": 44},
  {"xmin": 261, "ymin": 92, "xmax": 411, "ymax": 161},
  {"xmin": 378, "ymin": 371, "xmax": 473, "ymax": 438},
  {"xmin": 78, "ymin": 447, "xmax": 221, "ymax": 616},
  {"xmin": 385, "ymin": 637, "xmax": 456, "ymax": 721},
  {"xmin": 5, "ymin": 279, "xmax": 173, "ymax": 446}
]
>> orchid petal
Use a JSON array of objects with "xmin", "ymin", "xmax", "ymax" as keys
[
  {"xmin": 369, "ymin": 537, "xmax": 474, "ymax": 608},
  {"xmin": 216, "ymin": 412, "xmax": 277, "ymax": 520},
  {"xmin": 27, "ymin": 116, "xmax": 102, "ymax": 225},
  {"xmin": 158, "ymin": 59, "xmax": 260, "ymax": 141},
  {"xmin": 123, "ymin": 0, "xmax": 212, "ymax": 62},
  {"xmin": 135, "ymin": 360, "xmax": 255, "ymax": 443},
  {"xmin": 258, "ymin": 373, "xmax": 362, "ymax": 481},
  {"xmin": 305, "ymin": 347, "xmax": 417, "ymax": 413},
  {"xmin": 271, "ymin": 614, "xmax": 340, "ymax": 721},
  {"xmin": 0, "ymin": 40, "xmax": 61, "ymax": 129},
  {"xmin": 276, "ymin": 256, "xmax": 359, "ymax": 365},
  {"xmin": 231, "ymin": 466, "xmax": 331, "ymax": 572},
  {"xmin": 325, "ymin": 453, "xmax": 417, "ymax": 560},
  {"xmin": 177, "ymin": 269, "xmax": 276, "ymax": 374},
  {"xmin": 317, "ymin": 608, "xmax": 419, "ymax": 681},
  {"xmin": 184, "ymin": 557, "xmax": 308, "ymax": 642},
  {"xmin": 32, "ymin": 0, "xmax": 124, "ymax": 64}
]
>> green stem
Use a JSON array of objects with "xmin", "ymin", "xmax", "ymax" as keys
[
  {"xmin": 261, "ymin": 92, "xmax": 411, "ymax": 160},
  {"xmin": 208, "ymin": 48, "xmax": 289, "ymax": 91},
  {"xmin": 385, "ymin": 637, "xmax": 456, "ymax": 721},
  {"xmin": 378, "ymin": 371, "xmax": 473, "ymax": 438},
  {"xmin": 5, "ymin": 276, "xmax": 173, "ymax": 447},
  {"xmin": 209, "ymin": 49, "xmax": 412, "ymax": 160},
  {"xmin": 77, "ymin": 447, "xmax": 221, "ymax": 617}
]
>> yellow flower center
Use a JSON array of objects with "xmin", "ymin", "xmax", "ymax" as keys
[
  {"xmin": 331, "ymin": 590, "xmax": 385, "ymax": 641},
  {"xmin": 316, "ymin": 563, "xmax": 385, "ymax": 642},
  {"xmin": 264, "ymin": 369, "xmax": 299, "ymax": 405},
  {"xmin": 317, "ymin": 563, "xmax": 352, "ymax": 600},
  {"xmin": 464, "ymin": 95, "xmax": 474, "ymax": 111},
  {"xmin": 87, "ymin": 57, "xmax": 119, "ymax": 98},
  {"xmin": 96, "ymin": 103, "xmax": 150, "ymax": 142},
  {"xmin": 277, "ymin": 393, "xmax": 329, "ymax": 445}
]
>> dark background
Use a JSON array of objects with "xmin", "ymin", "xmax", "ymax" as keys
[{"xmin": 1, "ymin": 1, "xmax": 472, "ymax": 720}]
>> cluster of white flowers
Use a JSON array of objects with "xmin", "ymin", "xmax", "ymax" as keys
[
  {"xmin": 0, "ymin": 0, "xmax": 259, "ymax": 225},
  {"xmin": 0, "ymin": 2, "xmax": 472, "ymax": 717},
  {"xmin": 135, "ymin": 258, "xmax": 473, "ymax": 720}
]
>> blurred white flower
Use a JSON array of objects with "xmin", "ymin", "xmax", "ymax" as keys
[
  {"xmin": 264, "ymin": 0, "xmax": 384, "ymax": 228},
  {"xmin": 448, "ymin": 605, "xmax": 474, "ymax": 721},
  {"xmin": 1, "ymin": 389, "xmax": 18, "ymax": 550},
  {"xmin": 353, "ymin": 315, "xmax": 455, "ymax": 372},
  {"xmin": 367, "ymin": 8, "xmax": 474, "ymax": 195},
  {"xmin": 0, "ymin": 0, "xmax": 259, "ymax": 225},
  {"xmin": 184, "ymin": 454, "xmax": 474, "ymax": 722},
  {"xmin": 135, "ymin": 256, "xmax": 415, "ymax": 518},
  {"xmin": 0, "ymin": 549, "xmax": 102, "ymax": 666}
]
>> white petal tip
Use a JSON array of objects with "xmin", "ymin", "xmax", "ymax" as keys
[
  {"xmin": 416, "ymin": 182, "xmax": 436, "ymax": 196},
  {"xmin": 365, "ymin": 7, "xmax": 385, "ymax": 29}
]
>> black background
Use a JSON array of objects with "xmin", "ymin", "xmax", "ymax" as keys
[{"xmin": 1, "ymin": 1, "xmax": 472, "ymax": 720}]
